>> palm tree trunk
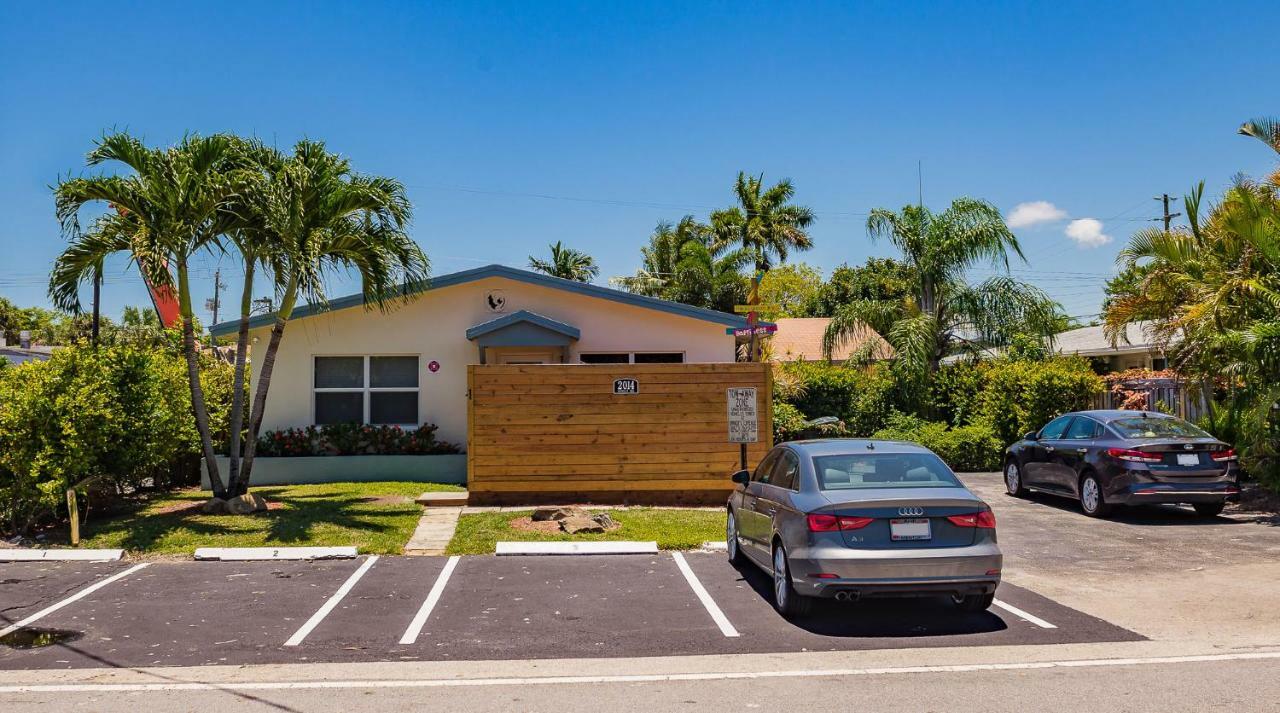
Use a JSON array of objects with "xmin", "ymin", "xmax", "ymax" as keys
[
  {"xmin": 225, "ymin": 260, "xmax": 255, "ymax": 497},
  {"xmin": 177, "ymin": 263, "xmax": 227, "ymax": 499},
  {"xmin": 238, "ymin": 280, "xmax": 298, "ymax": 489}
]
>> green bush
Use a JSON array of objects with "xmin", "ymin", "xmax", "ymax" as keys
[
  {"xmin": 255, "ymin": 423, "xmax": 461, "ymax": 457},
  {"xmin": 0, "ymin": 346, "xmax": 230, "ymax": 535},
  {"xmin": 872, "ymin": 412, "xmax": 1004, "ymax": 472},
  {"xmin": 976, "ymin": 357, "xmax": 1105, "ymax": 445},
  {"xmin": 930, "ymin": 361, "xmax": 987, "ymax": 426},
  {"xmin": 773, "ymin": 400, "xmax": 808, "ymax": 442},
  {"xmin": 779, "ymin": 362, "xmax": 897, "ymax": 436}
]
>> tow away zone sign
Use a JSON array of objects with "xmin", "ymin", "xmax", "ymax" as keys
[{"xmin": 727, "ymin": 387, "xmax": 758, "ymax": 443}]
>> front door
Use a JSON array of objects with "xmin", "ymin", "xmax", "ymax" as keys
[
  {"xmin": 1024, "ymin": 415, "xmax": 1074, "ymax": 489},
  {"xmin": 739, "ymin": 449, "xmax": 781, "ymax": 563},
  {"xmin": 1057, "ymin": 416, "xmax": 1100, "ymax": 494}
]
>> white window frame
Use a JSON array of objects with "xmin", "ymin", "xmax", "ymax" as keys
[{"xmin": 313, "ymin": 355, "xmax": 420, "ymax": 426}]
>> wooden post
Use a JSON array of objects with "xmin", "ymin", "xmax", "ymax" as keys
[{"xmin": 66, "ymin": 488, "xmax": 80, "ymax": 546}]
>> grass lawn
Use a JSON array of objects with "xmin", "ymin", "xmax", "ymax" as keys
[
  {"xmin": 66, "ymin": 482, "xmax": 463, "ymax": 556},
  {"xmin": 446, "ymin": 508, "xmax": 727, "ymax": 555}
]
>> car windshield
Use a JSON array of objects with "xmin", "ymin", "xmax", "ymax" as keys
[
  {"xmin": 1109, "ymin": 416, "xmax": 1212, "ymax": 439},
  {"xmin": 813, "ymin": 453, "xmax": 962, "ymax": 490}
]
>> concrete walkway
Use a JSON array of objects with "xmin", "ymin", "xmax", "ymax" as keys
[{"xmin": 403, "ymin": 507, "xmax": 463, "ymax": 556}]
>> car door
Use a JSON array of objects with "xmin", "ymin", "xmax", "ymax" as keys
[
  {"xmin": 756, "ymin": 449, "xmax": 801, "ymax": 549},
  {"xmin": 1023, "ymin": 415, "xmax": 1074, "ymax": 488},
  {"xmin": 1055, "ymin": 416, "xmax": 1100, "ymax": 492},
  {"xmin": 738, "ymin": 449, "xmax": 780, "ymax": 562}
]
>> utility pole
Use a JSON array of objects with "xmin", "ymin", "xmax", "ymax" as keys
[
  {"xmin": 1156, "ymin": 194, "xmax": 1182, "ymax": 232},
  {"xmin": 204, "ymin": 269, "xmax": 225, "ymax": 326}
]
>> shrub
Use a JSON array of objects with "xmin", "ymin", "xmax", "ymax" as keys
[
  {"xmin": 254, "ymin": 423, "xmax": 462, "ymax": 457},
  {"xmin": 974, "ymin": 357, "xmax": 1105, "ymax": 445},
  {"xmin": 872, "ymin": 413, "xmax": 1004, "ymax": 472},
  {"xmin": 773, "ymin": 401, "xmax": 808, "ymax": 443},
  {"xmin": 0, "ymin": 346, "xmax": 230, "ymax": 535},
  {"xmin": 778, "ymin": 362, "xmax": 897, "ymax": 436},
  {"xmin": 930, "ymin": 361, "xmax": 987, "ymax": 426}
]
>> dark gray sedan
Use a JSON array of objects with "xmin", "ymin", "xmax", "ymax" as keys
[
  {"xmin": 1003, "ymin": 410, "xmax": 1240, "ymax": 518},
  {"xmin": 726, "ymin": 439, "xmax": 1002, "ymax": 618}
]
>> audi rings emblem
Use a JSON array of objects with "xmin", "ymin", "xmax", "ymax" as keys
[{"xmin": 897, "ymin": 506, "xmax": 925, "ymax": 517}]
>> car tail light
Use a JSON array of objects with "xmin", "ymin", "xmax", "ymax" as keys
[
  {"xmin": 807, "ymin": 514, "xmax": 875, "ymax": 532},
  {"xmin": 1106, "ymin": 447, "xmax": 1162, "ymax": 463},
  {"xmin": 947, "ymin": 511, "xmax": 996, "ymax": 529},
  {"xmin": 1211, "ymin": 448, "xmax": 1238, "ymax": 462}
]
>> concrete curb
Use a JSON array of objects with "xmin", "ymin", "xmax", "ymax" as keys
[
  {"xmin": 495, "ymin": 541, "xmax": 658, "ymax": 556},
  {"xmin": 700, "ymin": 541, "xmax": 728, "ymax": 551},
  {"xmin": 193, "ymin": 546, "xmax": 358, "ymax": 561},
  {"xmin": 0, "ymin": 549, "xmax": 124, "ymax": 562}
]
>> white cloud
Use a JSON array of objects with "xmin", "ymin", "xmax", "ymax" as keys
[
  {"xmin": 1007, "ymin": 201, "xmax": 1067, "ymax": 228},
  {"xmin": 1064, "ymin": 218, "xmax": 1112, "ymax": 248}
]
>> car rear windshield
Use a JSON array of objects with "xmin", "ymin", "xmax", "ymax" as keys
[
  {"xmin": 813, "ymin": 453, "xmax": 962, "ymax": 490},
  {"xmin": 1109, "ymin": 417, "xmax": 1212, "ymax": 439}
]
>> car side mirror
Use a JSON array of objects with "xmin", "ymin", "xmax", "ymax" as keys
[
  {"xmin": 1024, "ymin": 432, "xmax": 1039, "ymax": 441},
  {"xmin": 730, "ymin": 470, "xmax": 750, "ymax": 485}
]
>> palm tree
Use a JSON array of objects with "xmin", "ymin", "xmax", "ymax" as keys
[
  {"xmin": 824, "ymin": 199, "xmax": 1060, "ymax": 380},
  {"xmin": 612, "ymin": 217, "xmax": 750, "ymax": 312},
  {"xmin": 528, "ymin": 241, "xmax": 598, "ymax": 282},
  {"xmin": 711, "ymin": 172, "xmax": 815, "ymax": 272},
  {"xmin": 611, "ymin": 216, "xmax": 713, "ymax": 296},
  {"xmin": 230, "ymin": 140, "xmax": 430, "ymax": 495},
  {"xmin": 49, "ymin": 132, "xmax": 248, "ymax": 499}
]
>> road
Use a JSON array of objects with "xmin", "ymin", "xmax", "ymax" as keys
[{"xmin": 2, "ymin": 472, "xmax": 1278, "ymax": 711}]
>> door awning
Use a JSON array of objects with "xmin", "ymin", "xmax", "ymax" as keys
[{"xmin": 465, "ymin": 310, "xmax": 580, "ymax": 348}]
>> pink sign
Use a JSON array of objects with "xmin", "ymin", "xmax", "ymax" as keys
[{"xmin": 428, "ymin": 360, "xmax": 440, "ymax": 373}]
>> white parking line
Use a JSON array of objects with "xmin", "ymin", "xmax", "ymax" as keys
[
  {"xmin": 399, "ymin": 555, "xmax": 460, "ymax": 645},
  {"xmin": 671, "ymin": 552, "xmax": 739, "ymax": 638},
  {"xmin": 993, "ymin": 599, "xmax": 1058, "ymax": 629},
  {"xmin": 0, "ymin": 563, "xmax": 150, "ymax": 638},
  {"xmin": 283, "ymin": 556, "xmax": 379, "ymax": 647}
]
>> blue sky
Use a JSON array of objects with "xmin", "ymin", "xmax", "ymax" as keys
[{"xmin": 2, "ymin": 1, "xmax": 1277, "ymax": 325}]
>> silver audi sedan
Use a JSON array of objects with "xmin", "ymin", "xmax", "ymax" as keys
[{"xmin": 726, "ymin": 439, "xmax": 1002, "ymax": 618}]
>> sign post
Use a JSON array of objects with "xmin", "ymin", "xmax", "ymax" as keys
[{"xmin": 727, "ymin": 387, "xmax": 759, "ymax": 470}]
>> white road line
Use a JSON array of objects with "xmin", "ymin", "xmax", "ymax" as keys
[
  {"xmin": 0, "ymin": 563, "xmax": 150, "ymax": 638},
  {"xmin": 283, "ymin": 555, "xmax": 379, "ymax": 647},
  {"xmin": 399, "ymin": 555, "xmax": 460, "ymax": 645},
  {"xmin": 4, "ymin": 651, "xmax": 1280, "ymax": 693},
  {"xmin": 670, "ymin": 551, "xmax": 739, "ymax": 638},
  {"xmin": 993, "ymin": 599, "xmax": 1058, "ymax": 629}
]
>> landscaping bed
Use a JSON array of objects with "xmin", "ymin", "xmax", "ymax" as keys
[
  {"xmin": 446, "ymin": 507, "xmax": 727, "ymax": 555},
  {"xmin": 50, "ymin": 482, "xmax": 463, "ymax": 556}
]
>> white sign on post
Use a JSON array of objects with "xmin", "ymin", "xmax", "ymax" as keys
[{"xmin": 727, "ymin": 387, "xmax": 759, "ymax": 443}]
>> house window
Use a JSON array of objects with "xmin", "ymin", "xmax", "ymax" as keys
[
  {"xmin": 314, "ymin": 356, "xmax": 419, "ymax": 425},
  {"xmin": 578, "ymin": 352, "xmax": 685, "ymax": 364},
  {"xmin": 1151, "ymin": 357, "xmax": 1167, "ymax": 371}
]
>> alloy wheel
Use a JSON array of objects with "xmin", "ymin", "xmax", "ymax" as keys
[
  {"xmin": 1005, "ymin": 463, "xmax": 1020, "ymax": 494},
  {"xmin": 726, "ymin": 513, "xmax": 738, "ymax": 559},
  {"xmin": 773, "ymin": 546, "xmax": 788, "ymax": 610},
  {"xmin": 1082, "ymin": 477, "xmax": 1100, "ymax": 512}
]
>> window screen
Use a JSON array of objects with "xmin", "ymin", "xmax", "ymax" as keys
[
  {"xmin": 579, "ymin": 353, "xmax": 629, "ymax": 364},
  {"xmin": 633, "ymin": 352, "xmax": 684, "ymax": 363}
]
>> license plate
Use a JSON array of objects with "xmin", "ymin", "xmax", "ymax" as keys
[
  {"xmin": 890, "ymin": 518, "xmax": 931, "ymax": 541},
  {"xmin": 1177, "ymin": 453, "xmax": 1200, "ymax": 466}
]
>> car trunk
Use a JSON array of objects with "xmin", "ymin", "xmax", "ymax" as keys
[
  {"xmin": 1128, "ymin": 438, "xmax": 1231, "ymax": 480},
  {"xmin": 813, "ymin": 488, "xmax": 983, "ymax": 550}
]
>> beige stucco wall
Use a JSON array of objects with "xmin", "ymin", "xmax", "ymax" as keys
[{"xmin": 245, "ymin": 276, "xmax": 738, "ymax": 446}]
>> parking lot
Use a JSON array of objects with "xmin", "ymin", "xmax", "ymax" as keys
[{"xmin": 1, "ymin": 547, "xmax": 1140, "ymax": 671}]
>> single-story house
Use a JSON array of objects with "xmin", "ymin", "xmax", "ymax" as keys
[
  {"xmin": 1054, "ymin": 320, "xmax": 1175, "ymax": 372},
  {"xmin": 767, "ymin": 317, "xmax": 892, "ymax": 363},
  {"xmin": 209, "ymin": 264, "xmax": 757, "ymax": 446}
]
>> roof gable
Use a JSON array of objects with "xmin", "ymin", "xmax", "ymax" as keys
[{"xmin": 210, "ymin": 264, "xmax": 752, "ymax": 337}]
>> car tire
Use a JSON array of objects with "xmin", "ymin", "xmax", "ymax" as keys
[
  {"xmin": 726, "ymin": 509, "xmax": 747, "ymax": 565},
  {"xmin": 1004, "ymin": 460, "xmax": 1028, "ymax": 497},
  {"xmin": 771, "ymin": 543, "xmax": 812, "ymax": 619},
  {"xmin": 954, "ymin": 592, "xmax": 995, "ymax": 613},
  {"xmin": 1079, "ymin": 472, "xmax": 1112, "ymax": 518},
  {"xmin": 1193, "ymin": 501, "xmax": 1226, "ymax": 517}
]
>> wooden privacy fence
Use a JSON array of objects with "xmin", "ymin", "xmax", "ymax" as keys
[{"xmin": 467, "ymin": 363, "xmax": 773, "ymax": 504}]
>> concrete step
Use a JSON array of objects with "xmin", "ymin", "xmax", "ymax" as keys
[{"xmin": 415, "ymin": 490, "xmax": 469, "ymax": 507}]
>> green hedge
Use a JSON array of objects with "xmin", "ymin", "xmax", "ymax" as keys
[
  {"xmin": 778, "ymin": 362, "xmax": 897, "ymax": 436},
  {"xmin": 255, "ymin": 423, "xmax": 462, "ymax": 456},
  {"xmin": 872, "ymin": 413, "xmax": 1004, "ymax": 472},
  {"xmin": 0, "ymin": 346, "xmax": 231, "ymax": 535},
  {"xmin": 976, "ymin": 357, "xmax": 1105, "ymax": 445}
]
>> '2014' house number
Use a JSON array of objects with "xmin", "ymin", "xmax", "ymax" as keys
[{"xmin": 613, "ymin": 378, "xmax": 639, "ymax": 395}]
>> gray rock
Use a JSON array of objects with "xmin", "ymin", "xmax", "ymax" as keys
[
  {"xmin": 532, "ymin": 506, "xmax": 576, "ymax": 522},
  {"xmin": 560, "ymin": 515, "xmax": 606, "ymax": 534},
  {"xmin": 592, "ymin": 513, "xmax": 616, "ymax": 529},
  {"xmin": 200, "ymin": 498, "xmax": 227, "ymax": 514},
  {"xmin": 225, "ymin": 494, "xmax": 265, "ymax": 515}
]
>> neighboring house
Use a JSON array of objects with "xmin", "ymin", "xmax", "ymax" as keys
[
  {"xmin": 208, "ymin": 264, "xmax": 756, "ymax": 446},
  {"xmin": 0, "ymin": 346, "xmax": 55, "ymax": 366},
  {"xmin": 767, "ymin": 317, "xmax": 892, "ymax": 363},
  {"xmin": 1053, "ymin": 320, "xmax": 1175, "ymax": 373}
]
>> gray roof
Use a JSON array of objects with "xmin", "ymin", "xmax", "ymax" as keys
[
  {"xmin": 1053, "ymin": 320, "xmax": 1173, "ymax": 357},
  {"xmin": 210, "ymin": 264, "xmax": 754, "ymax": 337}
]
